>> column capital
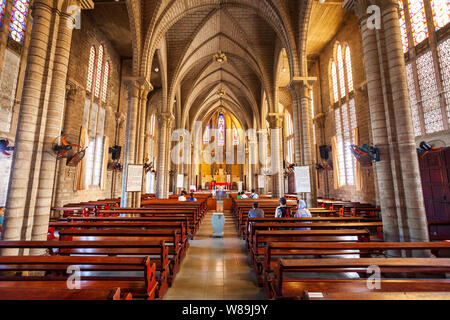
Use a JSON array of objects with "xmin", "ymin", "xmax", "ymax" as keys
[
  {"xmin": 124, "ymin": 77, "xmax": 153, "ymax": 99},
  {"xmin": 62, "ymin": 0, "xmax": 94, "ymax": 11},
  {"xmin": 266, "ymin": 113, "xmax": 284, "ymax": 129},
  {"xmin": 157, "ymin": 112, "xmax": 175, "ymax": 126},
  {"xmin": 287, "ymin": 77, "xmax": 316, "ymax": 99},
  {"xmin": 314, "ymin": 112, "xmax": 326, "ymax": 129},
  {"xmin": 343, "ymin": 0, "xmax": 399, "ymax": 19}
]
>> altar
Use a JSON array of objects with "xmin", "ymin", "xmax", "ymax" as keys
[{"xmin": 209, "ymin": 182, "xmax": 232, "ymax": 190}]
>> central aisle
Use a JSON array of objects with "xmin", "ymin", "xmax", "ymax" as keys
[{"xmin": 163, "ymin": 206, "xmax": 265, "ymax": 300}]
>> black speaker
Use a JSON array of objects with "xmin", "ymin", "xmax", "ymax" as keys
[
  {"xmin": 109, "ymin": 145, "xmax": 122, "ymax": 160},
  {"xmin": 319, "ymin": 145, "xmax": 330, "ymax": 160}
]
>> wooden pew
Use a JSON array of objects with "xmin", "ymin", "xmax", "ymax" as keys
[
  {"xmin": 58, "ymin": 229, "xmax": 182, "ymax": 285},
  {"xmin": 261, "ymin": 241, "xmax": 450, "ymax": 297},
  {"xmin": 0, "ymin": 256, "xmax": 158, "ymax": 299},
  {"xmin": 270, "ymin": 257, "xmax": 450, "ymax": 299},
  {"xmin": 0, "ymin": 240, "xmax": 170, "ymax": 298},
  {"xmin": 251, "ymin": 229, "xmax": 371, "ymax": 281},
  {"xmin": 301, "ymin": 289, "xmax": 450, "ymax": 300},
  {"xmin": 50, "ymin": 221, "xmax": 189, "ymax": 256},
  {"xmin": 141, "ymin": 199, "xmax": 208, "ymax": 219},
  {"xmin": 0, "ymin": 287, "xmax": 132, "ymax": 300}
]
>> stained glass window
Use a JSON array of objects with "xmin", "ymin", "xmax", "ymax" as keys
[
  {"xmin": 335, "ymin": 108, "xmax": 345, "ymax": 185},
  {"xmin": 217, "ymin": 114, "xmax": 225, "ymax": 146},
  {"xmin": 286, "ymin": 113, "xmax": 294, "ymax": 163},
  {"xmin": 331, "ymin": 61, "xmax": 339, "ymax": 103},
  {"xmin": 399, "ymin": 0, "xmax": 410, "ymax": 53},
  {"xmin": 337, "ymin": 45, "xmax": 346, "ymax": 98},
  {"xmin": 9, "ymin": 0, "xmax": 30, "ymax": 45},
  {"xmin": 203, "ymin": 125, "xmax": 210, "ymax": 144},
  {"xmin": 416, "ymin": 51, "xmax": 443, "ymax": 134},
  {"xmin": 311, "ymin": 89, "xmax": 316, "ymax": 146},
  {"xmin": 86, "ymin": 46, "xmax": 96, "ymax": 93},
  {"xmin": 408, "ymin": 0, "xmax": 428, "ymax": 45},
  {"xmin": 438, "ymin": 38, "xmax": 450, "ymax": 124},
  {"xmin": 0, "ymin": 0, "xmax": 6, "ymax": 28},
  {"xmin": 150, "ymin": 114, "xmax": 156, "ymax": 136},
  {"xmin": 233, "ymin": 124, "xmax": 239, "ymax": 145},
  {"xmin": 101, "ymin": 61, "xmax": 109, "ymax": 102},
  {"xmin": 345, "ymin": 46, "xmax": 353, "ymax": 92},
  {"xmin": 94, "ymin": 44, "xmax": 104, "ymax": 98},
  {"xmin": 286, "ymin": 113, "xmax": 293, "ymax": 136},
  {"xmin": 430, "ymin": 0, "xmax": 450, "ymax": 31}
]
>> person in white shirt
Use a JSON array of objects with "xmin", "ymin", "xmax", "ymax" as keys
[
  {"xmin": 241, "ymin": 192, "xmax": 249, "ymax": 199},
  {"xmin": 249, "ymin": 189, "xmax": 259, "ymax": 199},
  {"xmin": 178, "ymin": 190, "xmax": 187, "ymax": 201}
]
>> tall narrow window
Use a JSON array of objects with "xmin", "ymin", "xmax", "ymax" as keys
[
  {"xmin": 232, "ymin": 123, "xmax": 239, "ymax": 145},
  {"xmin": 203, "ymin": 125, "xmax": 210, "ymax": 144},
  {"xmin": 416, "ymin": 51, "xmax": 443, "ymax": 133},
  {"xmin": 407, "ymin": 0, "xmax": 428, "ymax": 45},
  {"xmin": 9, "ymin": 0, "xmax": 30, "ymax": 45},
  {"xmin": 331, "ymin": 61, "xmax": 339, "ymax": 103},
  {"xmin": 335, "ymin": 108, "xmax": 345, "ymax": 185},
  {"xmin": 101, "ymin": 61, "xmax": 109, "ymax": 102},
  {"xmin": 399, "ymin": 0, "xmax": 410, "ymax": 53},
  {"xmin": 217, "ymin": 114, "xmax": 225, "ymax": 146},
  {"xmin": 311, "ymin": 89, "xmax": 316, "ymax": 146},
  {"xmin": 337, "ymin": 45, "xmax": 346, "ymax": 98},
  {"xmin": 430, "ymin": 0, "xmax": 450, "ymax": 31},
  {"xmin": 86, "ymin": 46, "xmax": 96, "ymax": 93},
  {"xmin": 0, "ymin": 0, "xmax": 6, "ymax": 28},
  {"xmin": 438, "ymin": 38, "xmax": 450, "ymax": 123},
  {"xmin": 94, "ymin": 44, "xmax": 104, "ymax": 98},
  {"xmin": 345, "ymin": 46, "xmax": 353, "ymax": 92},
  {"xmin": 285, "ymin": 113, "xmax": 294, "ymax": 164}
]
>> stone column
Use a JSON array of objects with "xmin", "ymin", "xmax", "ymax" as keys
[
  {"xmin": 267, "ymin": 113, "xmax": 284, "ymax": 198},
  {"xmin": 120, "ymin": 80, "xmax": 140, "ymax": 207},
  {"xmin": 288, "ymin": 79, "xmax": 317, "ymax": 207},
  {"xmin": 32, "ymin": 5, "xmax": 78, "ymax": 244},
  {"xmin": 155, "ymin": 112, "xmax": 174, "ymax": 199},
  {"xmin": 1, "ymin": 0, "xmax": 58, "ymax": 245},
  {"xmin": 380, "ymin": 0, "xmax": 428, "ymax": 242}
]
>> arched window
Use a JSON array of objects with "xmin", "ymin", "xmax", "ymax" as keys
[
  {"xmin": 203, "ymin": 125, "xmax": 210, "ymax": 144},
  {"xmin": 345, "ymin": 46, "xmax": 353, "ymax": 93},
  {"xmin": 94, "ymin": 44, "xmax": 104, "ymax": 98},
  {"xmin": 285, "ymin": 113, "xmax": 294, "ymax": 164},
  {"xmin": 329, "ymin": 42, "xmax": 358, "ymax": 187},
  {"xmin": 430, "ymin": 0, "xmax": 450, "ymax": 31},
  {"xmin": 408, "ymin": 0, "xmax": 428, "ymax": 45},
  {"xmin": 101, "ymin": 61, "xmax": 109, "ymax": 102},
  {"xmin": 9, "ymin": 0, "xmax": 30, "ymax": 45},
  {"xmin": 0, "ymin": 0, "xmax": 6, "ymax": 28},
  {"xmin": 86, "ymin": 46, "xmax": 96, "ymax": 93},
  {"xmin": 150, "ymin": 114, "xmax": 156, "ymax": 137},
  {"xmin": 311, "ymin": 89, "xmax": 316, "ymax": 146},
  {"xmin": 217, "ymin": 114, "xmax": 225, "ymax": 146},
  {"xmin": 337, "ymin": 45, "xmax": 346, "ymax": 98},
  {"xmin": 331, "ymin": 61, "xmax": 339, "ymax": 103},
  {"xmin": 232, "ymin": 123, "xmax": 239, "ymax": 145},
  {"xmin": 400, "ymin": 0, "xmax": 450, "ymax": 136}
]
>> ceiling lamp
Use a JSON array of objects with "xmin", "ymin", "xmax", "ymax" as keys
[
  {"xmin": 154, "ymin": 67, "xmax": 159, "ymax": 73},
  {"xmin": 213, "ymin": 51, "xmax": 227, "ymax": 63}
]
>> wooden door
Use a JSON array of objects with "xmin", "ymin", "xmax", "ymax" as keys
[{"xmin": 419, "ymin": 147, "xmax": 450, "ymax": 236}]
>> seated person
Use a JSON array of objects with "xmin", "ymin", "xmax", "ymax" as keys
[
  {"xmin": 241, "ymin": 191, "xmax": 249, "ymax": 199},
  {"xmin": 275, "ymin": 197, "xmax": 292, "ymax": 218},
  {"xmin": 249, "ymin": 189, "xmax": 259, "ymax": 199},
  {"xmin": 237, "ymin": 192, "xmax": 242, "ymax": 199},
  {"xmin": 188, "ymin": 192, "xmax": 197, "ymax": 202},
  {"xmin": 178, "ymin": 191, "xmax": 187, "ymax": 201},
  {"xmin": 294, "ymin": 199, "xmax": 312, "ymax": 230},
  {"xmin": 248, "ymin": 202, "xmax": 264, "ymax": 218}
]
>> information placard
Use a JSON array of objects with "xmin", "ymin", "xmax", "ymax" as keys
[
  {"xmin": 126, "ymin": 164, "xmax": 143, "ymax": 192},
  {"xmin": 295, "ymin": 166, "xmax": 311, "ymax": 193},
  {"xmin": 177, "ymin": 174, "xmax": 184, "ymax": 188},
  {"xmin": 258, "ymin": 175, "xmax": 265, "ymax": 189}
]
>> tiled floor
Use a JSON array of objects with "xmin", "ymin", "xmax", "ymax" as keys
[{"xmin": 163, "ymin": 206, "xmax": 265, "ymax": 300}]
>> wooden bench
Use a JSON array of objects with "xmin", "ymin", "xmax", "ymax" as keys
[
  {"xmin": 270, "ymin": 257, "xmax": 450, "ymax": 299},
  {"xmin": 0, "ymin": 286, "xmax": 132, "ymax": 300},
  {"xmin": 0, "ymin": 256, "xmax": 158, "ymax": 299},
  {"xmin": 0, "ymin": 240, "xmax": 170, "ymax": 298},
  {"xmin": 58, "ymin": 229, "xmax": 182, "ymax": 285},
  {"xmin": 301, "ymin": 288, "xmax": 450, "ymax": 300}
]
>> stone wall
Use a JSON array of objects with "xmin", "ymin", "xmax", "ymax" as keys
[
  {"xmin": 53, "ymin": 13, "xmax": 127, "ymax": 206},
  {"xmin": 312, "ymin": 16, "xmax": 377, "ymax": 205}
]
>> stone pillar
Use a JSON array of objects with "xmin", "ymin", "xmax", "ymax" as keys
[
  {"xmin": 267, "ymin": 114, "xmax": 284, "ymax": 198},
  {"xmin": 1, "ymin": 0, "xmax": 59, "ymax": 245},
  {"xmin": 380, "ymin": 0, "xmax": 428, "ymax": 242},
  {"xmin": 32, "ymin": 6, "xmax": 77, "ymax": 245},
  {"xmin": 288, "ymin": 79, "xmax": 317, "ymax": 207},
  {"xmin": 155, "ymin": 112, "xmax": 174, "ymax": 199}
]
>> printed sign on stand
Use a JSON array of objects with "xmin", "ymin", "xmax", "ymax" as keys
[
  {"xmin": 294, "ymin": 166, "xmax": 311, "ymax": 193},
  {"xmin": 126, "ymin": 165, "xmax": 143, "ymax": 192}
]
